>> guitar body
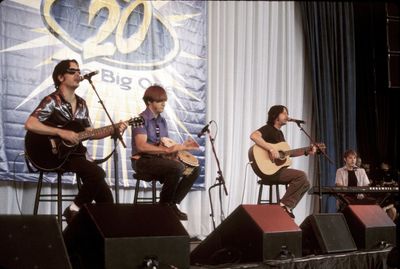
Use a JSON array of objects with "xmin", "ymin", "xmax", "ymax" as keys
[
  {"xmin": 25, "ymin": 116, "xmax": 145, "ymax": 171},
  {"xmin": 25, "ymin": 121, "xmax": 87, "ymax": 171},
  {"xmin": 248, "ymin": 142, "xmax": 292, "ymax": 178}
]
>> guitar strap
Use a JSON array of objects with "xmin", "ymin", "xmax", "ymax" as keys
[
  {"xmin": 93, "ymin": 148, "xmax": 116, "ymax": 165},
  {"xmin": 155, "ymin": 122, "xmax": 161, "ymax": 145}
]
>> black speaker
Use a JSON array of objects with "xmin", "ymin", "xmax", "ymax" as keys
[
  {"xmin": 0, "ymin": 215, "xmax": 71, "ymax": 269},
  {"xmin": 343, "ymin": 205, "xmax": 396, "ymax": 249},
  {"xmin": 63, "ymin": 204, "xmax": 189, "ymax": 269},
  {"xmin": 190, "ymin": 204, "xmax": 302, "ymax": 265},
  {"xmin": 300, "ymin": 213, "xmax": 357, "ymax": 255}
]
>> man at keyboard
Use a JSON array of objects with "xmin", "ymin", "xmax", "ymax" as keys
[{"xmin": 335, "ymin": 149, "xmax": 397, "ymax": 220}]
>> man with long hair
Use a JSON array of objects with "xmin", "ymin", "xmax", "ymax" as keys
[{"xmin": 250, "ymin": 105, "xmax": 315, "ymax": 218}]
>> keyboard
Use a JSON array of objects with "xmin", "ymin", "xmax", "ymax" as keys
[{"xmin": 308, "ymin": 186, "xmax": 399, "ymax": 195}]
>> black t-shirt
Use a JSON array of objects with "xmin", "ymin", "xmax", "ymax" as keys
[
  {"xmin": 348, "ymin": 170, "xmax": 358, "ymax": 187},
  {"xmin": 257, "ymin": 124, "xmax": 285, "ymax": 143},
  {"xmin": 256, "ymin": 124, "xmax": 285, "ymax": 181}
]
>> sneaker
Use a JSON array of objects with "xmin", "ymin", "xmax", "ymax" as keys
[
  {"xmin": 170, "ymin": 204, "xmax": 188, "ymax": 221},
  {"xmin": 280, "ymin": 205, "xmax": 295, "ymax": 219},
  {"xmin": 62, "ymin": 206, "xmax": 79, "ymax": 224}
]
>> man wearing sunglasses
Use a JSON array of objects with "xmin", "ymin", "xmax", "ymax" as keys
[{"xmin": 25, "ymin": 59, "xmax": 127, "ymax": 224}]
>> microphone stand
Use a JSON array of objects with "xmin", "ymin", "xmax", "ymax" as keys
[
  {"xmin": 87, "ymin": 77, "xmax": 126, "ymax": 204},
  {"xmin": 294, "ymin": 122, "xmax": 333, "ymax": 213},
  {"xmin": 206, "ymin": 126, "xmax": 228, "ymax": 230}
]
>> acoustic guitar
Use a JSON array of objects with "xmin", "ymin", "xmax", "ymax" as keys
[
  {"xmin": 248, "ymin": 142, "xmax": 325, "ymax": 178},
  {"xmin": 25, "ymin": 116, "xmax": 144, "ymax": 171}
]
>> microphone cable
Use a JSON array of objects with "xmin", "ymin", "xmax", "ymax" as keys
[{"xmin": 12, "ymin": 152, "xmax": 25, "ymax": 215}]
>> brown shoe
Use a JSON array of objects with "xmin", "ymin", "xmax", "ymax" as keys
[
  {"xmin": 62, "ymin": 206, "xmax": 79, "ymax": 224},
  {"xmin": 170, "ymin": 204, "xmax": 188, "ymax": 221},
  {"xmin": 280, "ymin": 205, "xmax": 295, "ymax": 219}
]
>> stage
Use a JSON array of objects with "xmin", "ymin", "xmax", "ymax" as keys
[
  {"xmin": 0, "ymin": 204, "xmax": 397, "ymax": 269},
  {"xmin": 190, "ymin": 247, "xmax": 394, "ymax": 269}
]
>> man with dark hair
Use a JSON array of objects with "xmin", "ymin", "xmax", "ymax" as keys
[
  {"xmin": 25, "ymin": 59, "xmax": 127, "ymax": 224},
  {"xmin": 131, "ymin": 85, "xmax": 200, "ymax": 221},
  {"xmin": 250, "ymin": 105, "xmax": 315, "ymax": 218}
]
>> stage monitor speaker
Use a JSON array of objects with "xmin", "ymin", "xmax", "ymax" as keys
[
  {"xmin": 0, "ymin": 215, "xmax": 71, "ymax": 269},
  {"xmin": 300, "ymin": 213, "xmax": 357, "ymax": 255},
  {"xmin": 190, "ymin": 204, "xmax": 302, "ymax": 265},
  {"xmin": 63, "ymin": 204, "xmax": 189, "ymax": 269},
  {"xmin": 343, "ymin": 205, "xmax": 396, "ymax": 249}
]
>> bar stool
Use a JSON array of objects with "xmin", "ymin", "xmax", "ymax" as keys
[
  {"xmin": 133, "ymin": 173, "xmax": 159, "ymax": 204},
  {"xmin": 257, "ymin": 180, "xmax": 288, "ymax": 204},
  {"xmin": 26, "ymin": 157, "xmax": 81, "ymax": 228},
  {"xmin": 34, "ymin": 170, "xmax": 82, "ymax": 228}
]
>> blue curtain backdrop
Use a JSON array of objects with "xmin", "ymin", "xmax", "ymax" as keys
[
  {"xmin": 0, "ymin": 1, "xmax": 207, "ymax": 187},
  {"xmin": 300, "ymin": 2, "xmax": 358, "ymax": 212}
]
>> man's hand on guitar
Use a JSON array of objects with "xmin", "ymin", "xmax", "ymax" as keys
[
  {"xmin": 269, "ymin": 148, "xmax": 280, "ymax": 160},
  {"xmin": 306, "ymin": 144, "xmax": 316, "ymax": 155},
  {"xmin": 57, "ymin": 129, "xmax": 80, "ymax": 145},
  {"xmin": 304, "ymin": 143, "xmax": 326, "ymax": 156},
  {"xmin": 117, "ymin": 120, "xmax": 128, "ymax": 134}
]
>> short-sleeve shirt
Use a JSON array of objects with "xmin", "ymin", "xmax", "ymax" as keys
[
  {"xmin": 335, "ymin": 166, "xmax": 370, "ymax": 186},
  {"xmin": 31, "ymin": 90, "xmax": 91, "ymax": 128},
  {"xmin": 257, "ymin": 124, "xmax": 285, "ymax": 143},
  {"xmin": 131, "ymin": 107, "xmax": 168, "ymax": 154}
]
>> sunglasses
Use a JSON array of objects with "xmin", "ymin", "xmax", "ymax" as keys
[{"xmin": 65, "ymin": 68, "xmax": 81, "ymax": 75}]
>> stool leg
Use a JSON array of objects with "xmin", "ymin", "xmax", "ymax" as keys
[
  {"xmin": 152, "ymin": 179, "xmax": 156, "ymax": 204},
  {"xmin": 57, "ymin": 172, "xmax": 62, "ymax": 228},
  {"xmin": 269, "ymin": 185, "xmax": 273, "ymax": 204},
  {"xmin": 133, "ymin": 179, "xmax": 140, "ymax": 204},
  {"xmin": 77, "ymin": 175, "xmax": 82, "ymax": 190},
  {"xmin": 257, "ymin": 184, "xmax": 263, "ymax": 204},
  {"xmin": 33, "ymin": 171, "xmax": 44, "ymax": 215},
  {"xmin": 276, "ymin": 185, "xmax": 280, "ymax": 203}
]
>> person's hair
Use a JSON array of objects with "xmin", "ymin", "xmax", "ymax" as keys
[
  {"xmin": 52, "ymin": 59, "xmax": 79, "ymax": 89},
  {"xmin": 267, "ymin": 105, "xmax": 288, "ymax": 125},
  {"xmin": 343, "ymin": 149, "xmax": 357, "ymax": 159},
  {"xmin": 142, "ymin": 85, "xmax": 167, "ymax": 106}
]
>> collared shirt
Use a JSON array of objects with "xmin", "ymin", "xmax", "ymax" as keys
[
  {"xmin": 335, "ymin": 166, "xmax": 370, "ymax": 186},
  {"xmin": 31, "ymin": 90, "xmax": 91, "ymax": 128},
  {"xmin": 131, "ymin": 107, "xmax": 168, "ymax": 154}
]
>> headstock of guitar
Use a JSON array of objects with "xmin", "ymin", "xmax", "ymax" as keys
[
  {"xmin": 313, "ymin": 143, "xmax": 326, "ymax": 153},
  {"xmin": 127, "ymin": 116, "xmax": 145, "ymax": 128}
]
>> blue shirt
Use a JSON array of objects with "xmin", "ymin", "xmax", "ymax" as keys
[{"xmin": 131, "ymin": 107, "xmax": 168, "ymax": 154}]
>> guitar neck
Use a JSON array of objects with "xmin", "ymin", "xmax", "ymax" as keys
[
  {"xmin": 285, "ymin": 146, "xmax": 309, "ymax": 156},
  {"xmin": 78, "ymin": 121, "xmax": 123, "ymax": 141}
]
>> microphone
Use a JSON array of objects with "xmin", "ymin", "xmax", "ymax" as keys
[
  {"xmin": 287, "ymin": 117, "xmax": 306, "ymax": 124},
  {"xmin": 80, "ymin": 70, "xmax": 99, "ymax": 81},
  {"xmin": 197, "ymin": 121, "xmax": 211, "ymax": 138}
]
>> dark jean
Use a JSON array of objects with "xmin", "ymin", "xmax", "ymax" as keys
[
  {"xmin": 133, "ymin": 155, "xmax": 200, "ymax": 204},
  {"xmin": 63, "ymin": 155, "xmax": 113, "ymax": 207}
]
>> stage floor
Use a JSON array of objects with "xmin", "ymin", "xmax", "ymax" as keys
[{"xmin": 190, "ymin": 246, "xmax": 394, "ymax": 269}]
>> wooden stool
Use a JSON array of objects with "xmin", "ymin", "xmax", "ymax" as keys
[
  {"xmin": 257, "ymin": 180, "xmax": 288, "ymax": 204},
  {"xmin": 133, "ymin": 173, "xmax": 159, "ymax": 204},
  {"xmin": 33, "ymin": 170, "xmax": 81, "ymax": 228}
]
